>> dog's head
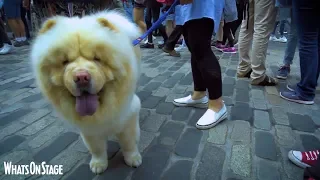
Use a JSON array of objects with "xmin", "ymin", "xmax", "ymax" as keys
[{"xmin": 31, "ymin": 11, "xmax": 141, "ymax": 118}]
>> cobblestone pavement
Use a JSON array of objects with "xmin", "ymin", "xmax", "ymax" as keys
[{"xmin": 0, "ymin": 41, "xmax": 320, "ymax": 180}]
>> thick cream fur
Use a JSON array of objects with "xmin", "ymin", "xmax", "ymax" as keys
[{"xmin": 31, "ymin": 11, "xmax": 142, "ymax": 174}]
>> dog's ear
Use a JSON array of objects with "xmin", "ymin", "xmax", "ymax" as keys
[
  {"xmin": 97, "ymin": 18, "xmax": 119, "ymax": 33},
  {"xmin": 39, "ymin": 19, "xmax": 57, "ymax": 34}
]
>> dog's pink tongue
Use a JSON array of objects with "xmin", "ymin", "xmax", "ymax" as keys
[{"xmin": 76, "ymin": 94, "xmax": 98, "ymax": 116}]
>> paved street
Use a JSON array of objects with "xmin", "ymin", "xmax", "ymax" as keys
[{"xmin": 0, "ymin": 41, "xmax": 319, "ymax": 180}]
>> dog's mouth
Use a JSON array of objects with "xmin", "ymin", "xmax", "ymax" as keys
[{"xmin": 75, "ymin": 89, "xmax": 103, "ymax": 116}]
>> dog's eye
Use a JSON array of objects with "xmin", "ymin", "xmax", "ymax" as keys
[
  {"xmin": 94, "ymin": 57, "xmax": 100, "ymax": 62},
  {"xmin": 62, "ymin": 60, "xmax": 69, "ymax": 65}
]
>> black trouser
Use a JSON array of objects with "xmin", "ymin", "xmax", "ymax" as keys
[
  {"xmin": 221, "ymin": 2, "xmax": 245, "ymax": 46},
  {"xmin": 164, "ymin": 25, "xmax": 183, "ymax": 50},
  {"xmin": 232, "ymin": 2, "xmax": 244, "ymax": 35},
  {"xmin": 145, "ymin": 6, "xmax": 168, "ymax": 43},
  {"xmin": 20, "ymin": 5, "xmax": 30, "ymax": 38},
  {"xmin": 222, "ymin": 21, "xmax": 235, "ymax": 47},
  {"xmin": 0, "ymin": 19, "xmax": 12, "ymax": 47},
  {"xmin": 183, "ymin": 18, "xmax": 222, "ymax": 100}
]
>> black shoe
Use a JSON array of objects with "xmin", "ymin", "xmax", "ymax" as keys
[
  {"xmin": 158, "ymin": 44, "xmax": 165, "ymax": 49},
  {"xmin": 140, "ymin": 43, "xmax": 154, "ymax": 49},
  {"xmin": 256, "ymin": 75, "xmax": 278, "ymax": 86}
]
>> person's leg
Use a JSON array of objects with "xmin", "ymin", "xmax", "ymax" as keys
[
  {"xmin": 4, "ymin": 0, "xmax": 27, "ymax": 46},
  {"xmin": 250, "ymin": 0, "xmax": 278, "ymax": 85},
  {"xmin": 271, "ymin": 21, "xmax": 279, "ymax": 36},
  {"xmin": 133, "ymin": 3, "xmax": 146, "ymax": 33},
  {"xmin": 162, "ymin": 25, "xmax": 183, "ymax": 57},
  {"xmin": 145, "ymin": 7, "xmax": 153, "ymax": 43},
  {"xmin": 232, "ymin": 2, "xmax": 244, "ymax": 36},
  {"xmin": 0, "ymin": 19, "xmax": 13, "ymax": 54},
  {"xmin": 237, "ymin": 0, "xmax": 254, "ymax": 78},
  {"xmin": 277, "ymin": 8, "xmax": 298, "ymax": 79},
  {"xmin": 21, "ymin": 4, "xmax": 30, "ymax": 39},
  {"xmin": 280, "ymin": 0, "xmax": 319, "ymax": 104},
  {"xmin": 180, "ymin": 18, "xmax": 226, "ymax": 129},
  {"xmin": 222, "ymin": 21, "xmax": 237, "ymax": 53},
  {"xmin": 151, "ymin": 6, "xmax": 168, "ymax": 47},
  {"xmin": 277, "ymin": 19, "xmax": 288, "ymax": 42}
]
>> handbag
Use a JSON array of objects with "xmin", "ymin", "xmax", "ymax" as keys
[{"xmin": 156, "ymin": 0, "xmax": 174, "ymax": 5}]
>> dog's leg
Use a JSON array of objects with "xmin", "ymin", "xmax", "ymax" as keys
[
  {"xmin": 81, "ymin": 133, "xmax": 108, "ymax": 174},
  {"xmin": 117, "ymin": 111, "xmax": 142, "ymax": 167}
]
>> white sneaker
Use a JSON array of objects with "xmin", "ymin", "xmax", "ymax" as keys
[
  {"xmin": 174, "ymin": 45, "xmax": 186, "ymax": 52},
  {"xmin": 0, "ymin": 44, "xmax": 13, "ymax": 55},
  {"xmin": 269, "ymin": 35, "xmax": 278, "ymax": 41},
  {"xmin": 173, "ymin": 95, "xmax": 208, "ymax": 108},
  {"xmin": 196, "ymin": 104, "xmax": 227, "ymax": 130},
  {"xmin": 277, "ymin": 36, "xmax": 288, "ymax": 43}
]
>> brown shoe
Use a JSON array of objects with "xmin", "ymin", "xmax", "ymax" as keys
[
  {"xmin": 162, "ymin": 47, "xmax": 181, "ymax": 57},
  {"xmin": 237, "ymin": 69, "xmax": 252, "ymax": 78},
  {"xmin": 253, "ymin": 75, "xmax": 278, "ymax": 86}
]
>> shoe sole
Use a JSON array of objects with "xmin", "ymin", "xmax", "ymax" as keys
[
  {"xmin": 223, "ymin": 51, "xmax": 237, "ymax": 54},
  {"xmin": 280, "ymin": 92, "xmax": 314, "ymax": 105},
  {"xmin": 196, "ymin": 112, "xmax": 228, "ymax": 130},
  {"xmin": 173, "ymin": 101, "xmax": 208, "ymax": 108},
  {"xmin": 286, "ymin": 85, "xmax": 295, "ymax": 92},
  {"xmin": 276, "ymin": 75, "xmax": 288, "ymax": 79},
  {"xmin": 287, "ymin": 151, "xmax": 310, "ymax": 169}
]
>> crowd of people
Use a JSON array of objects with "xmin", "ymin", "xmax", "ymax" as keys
[{"xmin": 0, "ymin": 0, "xmax": 319, "ymax": 179}]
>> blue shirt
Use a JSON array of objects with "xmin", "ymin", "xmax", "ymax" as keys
[
  {"xmin": 180, "ymin": 0, "xmax": 225, "ymax": 33},
  {"xmin": 174, "ymin": 5, "xmax": 184, "ymax": 25}
]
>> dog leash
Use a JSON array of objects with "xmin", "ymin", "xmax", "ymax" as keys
[
  {"xmin": 67, "ymin": 0, "xmax": 180, "ymax": 46},
  {"xmin": 132, "ymin": 0, "xmax": 180, "ymax": 46}
]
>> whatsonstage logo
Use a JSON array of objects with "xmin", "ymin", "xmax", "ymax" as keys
[{"xmin": 3, "ymin": 162, "xmax": 63, "ymax": 175}]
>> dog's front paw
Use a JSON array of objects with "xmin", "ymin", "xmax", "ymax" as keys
[
  {"xmin": 89, "ymin": 157, "xmax": 108, "ymax": 174},
  {"xmin": 124, "ymin": 152, "xmax": 142, "ymax": 168}
]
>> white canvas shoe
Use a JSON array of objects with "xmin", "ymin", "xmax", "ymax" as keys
[
  {"xmin": 196, "ymin": 104, "xmax": 227, "ymax": 130},
  {"xmin": 173, "ymin": 95, "xmax": 208, "ymax": 108}
]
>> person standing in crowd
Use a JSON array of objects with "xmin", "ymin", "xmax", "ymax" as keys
[
  {"xmin": 162, "ymin": 4, "xmax": 183, "ymax": 57},
  {"xmin": 133, "ymin": 0, "xmax": 147, "ymax": 34},
  {"xmin": 237, "ymin": 0, "xmax": 278, "ymax": 86},
  {"xmin": 173, "ymin": 0, "xmax": 237, "ymax": 130},
  {"xmin": 280, "ymin": 0, "xmax": 319, "ymax": 105},
  {"xmin": 276, "ymin": 7, "xmax": 298, "ymax": 79},
  {"xmin": 21, "ymin": 0, "xmax": 31, "ymax": 39},
  {"xmin": 3, "ymin": 0, "xmax": 29, "ymax": 47},
  {"xmin": 270, "ymin": 7, "xmax": 289, "ymax": 43},
  {"xmin": 31, "ymin": 0, "xmax": 124, "ymax": 33},
  {"xmin": 0, "ymin": 18, "xmax": 13, "ymax": 55},
  {"xmin": 140, "ymin": 0, "xmax": 168, "ymax": 49}
]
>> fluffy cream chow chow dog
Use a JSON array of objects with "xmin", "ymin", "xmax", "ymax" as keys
[{"xmin": 31, "ymin": 11, "xmax": 142, "ymax": 174}]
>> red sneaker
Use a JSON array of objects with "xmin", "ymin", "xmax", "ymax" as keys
[{"xmin": 288, "ymin": 150, "xmax": 319, "ymax": 168}]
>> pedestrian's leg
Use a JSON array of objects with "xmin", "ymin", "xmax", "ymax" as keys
[
  {"xmin": 183, "ymin": 18, "xmax": 226, "ymax": 130},
  {"xmin": 133, "ymin": 3, "xmax": 146, "ymax": 33},
  {"xmin": 21, "ymin": 5, "xmax": 30, "ymax": 39},
  {"xmin": 237, "ymin": 0, "xmax": 254, "ymax": 77},
  {"xmin": 277, "ymin": 9, "xmax": 298, "ymax": 79},
  {"xmin": 279, "ymin": 0, "xmax": 319, "ymax": 105},
  {"xmin": 294, "ymin": 0, "xmax": 319, "ymax": 101},
  {"xmin": 145, "ymin": 7, "xmax": 153, "ymax": 43},
  {"xmin": 151, "ymin": 7, "xmax": 168, "ymax": 42},
  {"xmin": 250, "ymin": 0, "xmax": 277, "ymax": 85}
]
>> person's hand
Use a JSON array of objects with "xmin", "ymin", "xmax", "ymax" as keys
[
  {"xmin": 179, "ymin": 0, "xmax": 193, "ymax": 5},
  {"xmin": 23, "ymin": 0, "xmax": 30, "ymax": 10}
]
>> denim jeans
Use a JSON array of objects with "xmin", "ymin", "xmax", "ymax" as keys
[
  {"xmin": 272, "ymin": 20, "xmax": 287, "ymax": 36},
  {"xmin": 293, "ymin": 0, "xmax": 320, "ymax": 101},
  {"xmin": 283, "ymin": 9, "xmax": 298, "ymax": 65},
  {"xmin": 123, "ymin": 2, "xmax": 134, "ymax": 22}
]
